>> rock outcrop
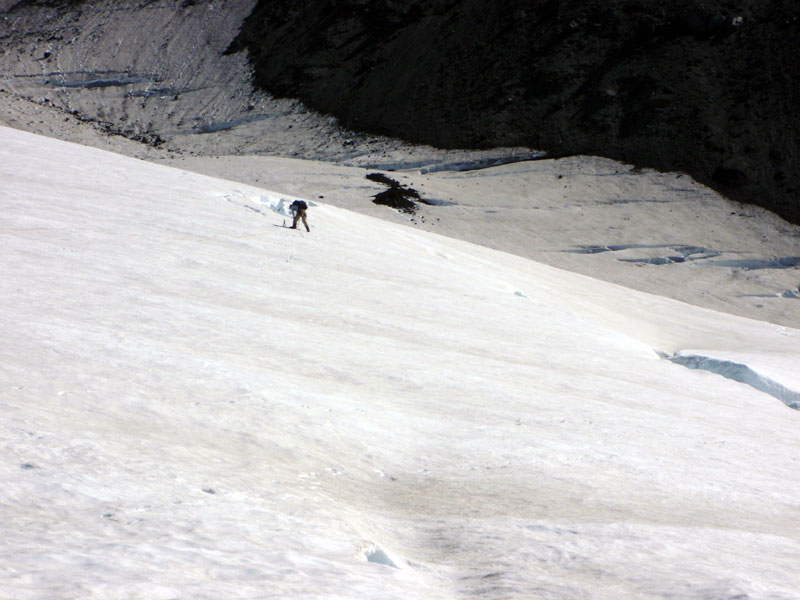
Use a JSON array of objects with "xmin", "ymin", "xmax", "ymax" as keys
[{"xmin": 229, "ymin": 0, "xmax": 800, "ymax": 224}]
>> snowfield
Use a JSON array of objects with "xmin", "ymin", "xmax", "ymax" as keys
[{"xmin": 1, "ymin": 127, "xmax": 799, "ymax": 599}]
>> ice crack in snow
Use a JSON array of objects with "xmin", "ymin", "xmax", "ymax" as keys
[
  {"xmin": 361, "ymin": 545, "xmax": 398, "ymax": 569},
  {"xmin": 668, "ymin": 352, "xmax": 800, "ymax": 410}
]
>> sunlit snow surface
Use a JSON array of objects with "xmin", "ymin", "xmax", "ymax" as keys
[{"xmin": 1, "ymin": 127, "xmax": 799, "ymax": 599}]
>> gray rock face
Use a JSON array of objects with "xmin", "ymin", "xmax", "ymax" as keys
[
  {"xmin": 0, "ymin": 0, "xmax": 361, "ymax": 158},
  {"xmin": 1, "ymin": 0, "xmax": 257, "ymax": 144}
]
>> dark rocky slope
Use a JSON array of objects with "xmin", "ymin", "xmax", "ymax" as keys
[{"xmin": 228, "ymin": 0, "xmax": 800, "ymax": 224}]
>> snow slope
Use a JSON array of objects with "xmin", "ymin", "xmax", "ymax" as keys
[{"xmin": 2, "ymin": 127, "xmax": 799, "ymax": 599}]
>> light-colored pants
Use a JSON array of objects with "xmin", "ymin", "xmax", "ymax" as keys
[{"xmin": 292, "ymin": 209, "xmax": 309, "ymax": 231}]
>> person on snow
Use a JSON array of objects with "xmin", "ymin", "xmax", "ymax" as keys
[{"xmin": 290, "ymin": 199, "xmax": 310, "ymax": 231}]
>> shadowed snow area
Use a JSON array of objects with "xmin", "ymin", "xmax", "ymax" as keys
[{"xmin": 2, "ymin": 127, "xmax": 800, "ymax": 599}]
